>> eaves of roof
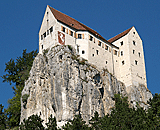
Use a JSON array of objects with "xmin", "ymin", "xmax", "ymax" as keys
[
  {"xmin": 108, "ymin": 27, "xmax": 133, "ymax": 43},
  {"xmin": 48, "ymin": 5, "xmax": 119, "ymax": 49}
]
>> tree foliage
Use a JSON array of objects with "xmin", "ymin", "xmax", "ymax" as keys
[
  {"xmin": 1, "ymin": 49, "xmax": 37, "ymax": 128},
  {"xmin": 62, "ymin": 114, "xmax": 92, "ymax": 130},
  {"xmin": 0, "ymin": 104, "xmax": 7, "ymax": 129},
  {"xmin": 20, "ymin": 114, "xmax": 44, "ymax": 130}
]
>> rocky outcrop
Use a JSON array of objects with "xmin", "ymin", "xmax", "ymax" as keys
[{"xmin": 20, "ymin": 45, "xmax": 152, "ymax": 127}]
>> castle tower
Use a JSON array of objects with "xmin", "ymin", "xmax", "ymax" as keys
[{"xmin": 108, "ymin": 27, "xmax": 147, "ymax": 88}]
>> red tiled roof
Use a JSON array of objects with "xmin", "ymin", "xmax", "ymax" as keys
[
  {"xmin": 48, "ymin": 5, "xmax": 117, "ymax": 48},
  {"xmin": 108, "ymin": 27, "xmax": 133, "ymax": 43}
]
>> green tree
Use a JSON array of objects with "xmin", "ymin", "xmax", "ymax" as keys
[
  {"xmin": 20, "ymin": 114, "xmax": 44, "ymax": 130},
  {"xmin": 62, "ymin": 114, "xmax": 92, "ymax": 130},
  {"xmin": 147, "ymin": 93, "xmax": 160, "ymax": 129},
  {"xmin": 0, "ymin": 104, "xmax": 6, "ymax": 129},
  {"xmin": 1, "ymin": 49, "xmax": 37, "ymax": 128},
  {"xmin": 89, "ymin": 111, "xmax": 101, "ymax": 130},
  {"xmin": 46, "ymin": 114, "xmax": 60, "ymax": 130}
]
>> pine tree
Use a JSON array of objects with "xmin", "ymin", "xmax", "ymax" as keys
[
  {"xmin": 20, "ymin": 114, "xmax": 44, "ymax": 130},
  {"xmin": 1, "ymin": 49, "xmax": 37, "ymax": 127}
]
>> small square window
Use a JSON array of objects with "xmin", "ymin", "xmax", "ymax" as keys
[
  {"xmin": 98, "ymin": 41, "xmax": 101, "ymax": 46},
  {"xmin": 50, "ymin": 26, "xmax": 53, "ymax": 33},
  {"xmin": 138, "ymin": 52, "xmax": 141, "ymax": 57},
  {"xmin": 133, "ymin": 41, "xmax": 136, "ymax": 45},
  {"xmin": 92, "ymin": 54, "xmax": 94, "ymax": 57},
  {"xmin": 135, "ymin": 60, "xmax": 138, "ymax": 65},
  {"xmin": 63, "ymin": 27, "xmax": 65, "ymax": 32},
  {"xmin": 133, "ymin": 50, "xmax": 135, "ymax": 54},
  {"xmin": 89, "ymin": 36, "xmax": 93, "ymax": 41},
  {"xmin": 121, "ymin": 51, "xmax": 123, "ymax": 56},
  {"xmin": 114, "ymin": 50, "xmax": 117, "ymax": 55},
  {"xmin": 78, "ymin": 34, "xmax": 82, "ymax": 39},
  {"xmin": 122, "ymin": 60, "xmax": 125, "ymax": 65},
  {"xmin": 105, "ymin": 45, "xmax": 108, "ymax": 50},
  {"xmin": 96, "ymin": 50, "xmax": 99, "ymax": 55},
  {"xmin": 43, "ymin": 32, "xmax": 46, "ymax": 38},
  {"xmin": 70, "ymin": 31, "xmax": 73, "ymax": 36},
  {"xmin": 121, "ymin": 41, "xmax": 123, "ymax": 46},
  {"xmin": 82, "ymin": 50, "xmax": 85, "ymax": 54}
]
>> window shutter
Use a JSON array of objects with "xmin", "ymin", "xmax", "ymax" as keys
[
  {"xmin": 82, "ymin": 34, "xmax": 84, "ymax": 39},
  {"xmin": 76, "ymin": 33, "xmax": 78, "ymax": 38},
  {"xmin": 109, "ymin": 47, "xmax": 111, "ymax": 52},
  {"xmin": 66, "ymin": 28, "xmax": 68, "ymax": 34},
  {"xmin": 69, "ymin": 30, "xmax": 71, "ymax": 35},
  {"xmin": 61, "ymin": 26, "xmax": 63, "ymax": 31}
]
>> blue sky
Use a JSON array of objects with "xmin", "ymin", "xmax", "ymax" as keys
[{"xmin": 0, "ymin": 0, "xmax": 159, "ymax": 108}]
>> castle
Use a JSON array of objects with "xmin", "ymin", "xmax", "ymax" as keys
[{"xmin": 39, "ymin": 5, "xmax": 147, "ymax": 88}]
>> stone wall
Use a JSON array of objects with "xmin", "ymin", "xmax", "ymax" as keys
[{"xmin": 20, "ymin": 45, "xmax": 152, "ymax": 127}]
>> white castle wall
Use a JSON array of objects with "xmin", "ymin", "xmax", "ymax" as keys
[{"xmin": 39, "ymin": 6, "xmax": 147, "ymax": 88}]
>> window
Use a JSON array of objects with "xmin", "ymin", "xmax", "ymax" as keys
[
  {"xmin": 133, "ymin": 41, "xmax": 136, "ymax": 45},
  {"xmin": 70, "ymin": 31, "xmax": 73, "ymax": 36},
  {"xmin": 122, "ymin": 60, "xmax": 125, "ymax": 65},
  {"xmin": 47, "ymin": 30, "xmax": 49, "ymax": 35},
  {"xmin": 42, "ymin": 45, "xmax": 43, "ymax": 49},
  {"xmin": 96, "ymin": 50, "xmax": 99, "ymax": 55},
  {"xmin": 78, "ymin": 34, "xmax": 82, "ymax": 39},
  {"xmin": 98, "ymin": 41, "xmax": 101, "ymax": 46},
  {"xmin": 50, "ymin": 26, "xmax": 53, "ymax": 33},
  {"xmin": 121, "ymin": 41, "xmax": 123, "ymax": 46},
  {"xmin": 133, "ymin": 32, "xmax": 135, "ymax": 34},
  {"xmin": 102, "ymin": 43, "xmax": 104, "ymax": 48},
  {"xmin": 92, "ymin": 54, "xmax": 94, "ymax": 57},
  {"xmin": 63, "ymin": 27, "xmax": 65, "ymax": 32},
  {"xmin": 89, "ymin": 35, "xmax": 93, "ymax": 41},
  {"xmin": 105, "ymin": 45, "xmax": 108, "ymax": 50},
  {"xmin": 114, "ymin": 50, "xmax": 117, "ymax": 55},
  {"xmin": 138, "ymin": 52, "xmax": 141, "ymax": 57},
  {"xmin": 43, "ymin": 32, "xmax": 46, "ymax": 38},
  {"xmin": 106, "ymin": 61, "xmax": 108, "ymax": 64},
  {"xmin": 41, "ymin": 35, "xmax": 43, "ymax": 40},
  {"xmin": 121, "ymin": 51, "xmax": 123, "ymax": 56},
  {"xmin": 82, "ymin": 50, "xmax": 85, "ymax": 54},
  {"xmin": 135, "ymin": 60, "xmax": 138, "ymax": 65},
  {"xmin": 133, "ymin": 50, "xmax": 135, "ymax": 54}
]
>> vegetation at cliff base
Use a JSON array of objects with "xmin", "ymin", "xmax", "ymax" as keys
[
  {"xmin": 0, "ymin": 49, "xmax": 159, "ymax": 129},
  {"xmin": 1, "ymin": 49, "xmax": 37, "ymax": 128}
]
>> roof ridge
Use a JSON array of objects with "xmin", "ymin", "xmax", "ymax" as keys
[{"xmin": 108, "ymin": 26, "xmax": 133, "ymax": 43}]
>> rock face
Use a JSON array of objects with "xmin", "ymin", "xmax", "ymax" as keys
[{"xmin": 20, "ymin": 45, "xmax": 152, "ymax": 127}]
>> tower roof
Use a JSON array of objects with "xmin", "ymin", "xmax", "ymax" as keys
[
  {"xmin": 48, "ymin": 5, "xmax": 118, "ymax": 48},
  {"xmin": 108, "ymin": 27, "xmax": 133, "ymax": 43}
]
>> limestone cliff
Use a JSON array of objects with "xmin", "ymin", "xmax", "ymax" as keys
[{"xmin": 20, "ymin": 45, "xmax": 152, "ymax": 127}]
